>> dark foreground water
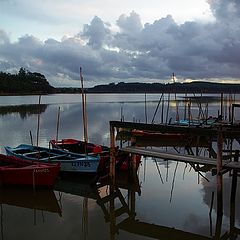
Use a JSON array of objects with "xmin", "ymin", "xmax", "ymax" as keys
[{"xmin": 0, "ymin": 93, "xmax": 240, "ymax": 240}]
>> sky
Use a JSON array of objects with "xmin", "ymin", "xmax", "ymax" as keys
[{"xmin": 0, "ymin": 0, "xmax": 240, "ymax": 87}]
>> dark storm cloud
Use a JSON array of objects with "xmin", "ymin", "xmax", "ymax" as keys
[{"xmin": 0, "ymin": 0, "xmax": 240, "ymax": 87}]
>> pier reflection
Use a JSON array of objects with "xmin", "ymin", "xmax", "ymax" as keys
[
  {"xmin": 0, "ymin": 162, "xmax": 239, "ymax": 239},
  {"xmin": 105, "ymin": 168, "xmax": 240, "ymax": 240}
]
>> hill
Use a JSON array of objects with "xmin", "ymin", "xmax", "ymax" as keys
[
  {"xmin": 86, "ymin": 81, "xmax": 240, "ymax": 93},
  {"xmin": 1, "ymin": 69, "xmax": 240, "ymax": 94}
]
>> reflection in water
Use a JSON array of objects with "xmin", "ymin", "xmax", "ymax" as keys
[
  {"xmin": 0, "ymin": 104, "xmax": 48, "ymax": 119},
  {"xmin": 106, "ymin": 167, "xmax": 240, "ymax": 240},
  {"xmin": 0, "ymin": 188, "xmax": 61, "ymax": 215},
  {"xmin": 0, "ymin": 187, "xmax": 61, "ymax": 240},
  {"xmin": 1, "ymin": 94, "xmax": 240, "ymax": 239},
  {"xmin": 0, "ymin": 159, "xmax": 239, "ymax": 239}
]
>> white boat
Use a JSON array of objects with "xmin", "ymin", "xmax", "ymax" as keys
[{"xmin": 5, "ymin": 144, "xmax": 100, "ymax": 174}]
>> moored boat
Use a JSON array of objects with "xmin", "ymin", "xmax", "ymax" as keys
[
  {"xmin": 0, "ymin": 154, "xmax": 60, "ymax": 188},
  {"xmin": 50, "ymin": 138, "xmax": 141, "ymax": 172},
  {"xmin": 5, "ymin": 144, "xmax": 100, "ymax": 174},
  {"xmin": 131, "ymin": 129, "xmax": 187, "ymax": 140}
]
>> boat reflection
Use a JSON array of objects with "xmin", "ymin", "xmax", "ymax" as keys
[
  {"xmin": 0, "ymin": 163, "xmax": 239, "ymax": 239},
  {"xmin": 0, "ymin": 187, "xmax": 62, "ymax": 239},
  {"xmin": 0, "ymin": 187, "xmax": 61, "ymax": 215},
  {"xmin": 53, "ymin": 164, "xmax": 240, "ymax": 240}
]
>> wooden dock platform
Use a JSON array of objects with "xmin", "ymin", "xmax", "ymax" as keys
[
  {"xmin": 109, "ymin": 120, "xmax": 240, "ymax": 181},
  {"xmin": 121, "ymin": 146, "xmax": 240, "ymax": 171}
]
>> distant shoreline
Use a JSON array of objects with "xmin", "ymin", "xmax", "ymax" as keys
[
  {"xmin": 1, "ymin": 69, "xmax": 240, "ymax": 95},
  {"xmin": 1, "ymin": 90, "xmax": 240, "ymax": 96}
]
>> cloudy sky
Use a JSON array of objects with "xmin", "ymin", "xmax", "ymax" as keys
[{"xmin": 0, "ymin": 0, "xmax": 240, "ymax": 87}]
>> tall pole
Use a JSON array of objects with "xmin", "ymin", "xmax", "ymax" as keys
[
  {"xmin": 110, "ymin": 124, "xmax": 116, "ymax": 187},
  {"xmin": 144, "ymin": 93, "xmax": 147, "ymax": 124},
  {"xmin": 36, "ymin": 95, "xmax": 41, "ymax": 147},
  {"xmin": 215, "ymin": 130, "xmax": 223, "ymax": 239},
  {"xmin": 56, "ymin": 106, "xmax": 61, "ymax": 142},
  {"xmin": 80, "ymin": 67, "xmax": 88, "ymax": 154},
  {"xmin": 220, "ymin": 93, "xmax": 223, "ymax": 119},
  {"xmin": 230, "ymin": 150, "xmax": 238, "ymax": 238}
]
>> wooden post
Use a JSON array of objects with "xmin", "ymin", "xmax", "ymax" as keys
[
  {"xmin": 231, "ymin": 104, "xmax": 235, "ymax": 125},
  {"xmin": 230, "ymin": 150, "xmax": 239, "ymax": 237},
  {"xmin": 165, "ymin": 93, "xmax": 170, "ymax": 124},
  {"xmin": 131, "ymin": 154, "xmax": 137, "ymax": 180},
  {"xmin": 56, "ymin": 106, "xmax": 61, "ymax": 142},
  {"xmin": 220, "ymin": 93, "xmax": 223, "ymax": 119},
  {"xmin": 109, "ymin": 183, "xmax": 116, "ymax": 240},
  {"xmin": 215, "ymin": 130, "xmax": 223, "ymax": 238},
  {"xmin": 36, "ymin": 95, "xmax": 41, "ymax": 147},
  {"xmin": 110, "ymin": 124, "xmax": 116, "ymax": 186},
  {"xmin": 161, "ymin": 94, "xmax": 164, "ymax": 124},
  {"xmin": 184, "ymin": 93, "xmax": 187, "ymax": 120},
  {"xmin": 29, "ymin": 130, "xmax": 33, "ymax": 145},
  {"xmin": 217, "ymin": 131, "xmax": 223, "ymax": 178},
  {"xmin": 144, "ymin": 93, "xmax": 147, "ymax": 124},
  {"xmin": 129, "ymin": 187, "xmax": 136, "ymax": 220},
  {"xmin": 188, "ymin": 102, "xmax": 191, "ymax": 126},
  {"xmin": 175, "ymin": 93, "xmax": 179, "ymax": 123},
  {"xmin": 80, "ymin": 67, "xmax": 88, "ymax": 155}
]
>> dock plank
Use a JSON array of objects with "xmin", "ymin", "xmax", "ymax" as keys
[{"xmin": 121, "ymin": 146, "xmax": 240, "ymax": 170}]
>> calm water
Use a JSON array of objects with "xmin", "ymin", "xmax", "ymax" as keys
[{"xmin": 0, "ymin": 93, "xmax": 240, "ymax": 240}]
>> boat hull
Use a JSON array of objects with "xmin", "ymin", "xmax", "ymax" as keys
[
  {"xmin": 50, "ymin": 139, "xmax": 141, "ymax": 172},
  {"xmin": 0, "ymin": 154, "xmax": 60, "ymax": 188},
  {"xmin": 5, "ymin": 144, "xmax": 100, "ymax": 174}
]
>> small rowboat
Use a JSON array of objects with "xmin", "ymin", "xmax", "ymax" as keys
[
  {"xmin": 0, "ymin": 154, "xmax": 60, "ymax": 188},
  {"xmin": 5, "ymin": 144, "xmax": 100, "ymax": 174},
  {"xmin": 50, "ymin": 138, "xmax": 141, "ymax": 172}
]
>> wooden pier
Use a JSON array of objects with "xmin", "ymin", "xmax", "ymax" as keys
[
  {"xmin": 106, "ymin": 100, "xmax": 240, "ymax": 239},
  {"xmin": 122, "ymin": 146, "xmax": 240, "ymax": 170},
  {"xmin": 109, "ymin": 120, "xmax": 240, "ymax": 184}
]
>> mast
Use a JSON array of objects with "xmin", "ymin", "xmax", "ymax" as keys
[{"xmin": 80, "ymin": 67, "xmax": 88, "ymax": 154}]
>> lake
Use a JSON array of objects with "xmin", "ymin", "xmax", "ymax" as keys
[{"xmin": 0, "ymin": 93, "xmax": 240, "ymax": 240}]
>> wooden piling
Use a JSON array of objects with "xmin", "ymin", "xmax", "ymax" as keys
[
  {"xmin": 56, "ymin": 106, "xmax": 61, "ymax": 142},
  {"xmin": 36, "ymin": 95, "xmax": 41, "ymax": 147},
  {"xmin": 110, "ymin": 124, "xmax": 116, "ymax": 186},
  {"xmin": 220, "ymin": 93, "xmax": 223, "ymax": 118},
  {"xmin": 215, "ymin": 130, "xmax": 223, "ymax": 238},
  {"xmin": 230, "ymin": 150, "xmax": 239, "ymax": 237},
  {"xmin": 144, "ymin": 93, "xmax": 147, "ymax": 124},
  {"xmin": 80, "ymin": 67, "xmax": 89, "ymax": 155}
]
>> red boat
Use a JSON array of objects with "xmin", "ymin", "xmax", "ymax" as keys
[
  {"xmin": 0, "ymin": 154, "xmax": 60, "ymax": 188},
  {"xmin": 131, "ymin": 129, "xmax": 187, "ymax": 140},
  {"xmin": 50, "ymin": 139, "xmax": 141, "ymax": 172}
]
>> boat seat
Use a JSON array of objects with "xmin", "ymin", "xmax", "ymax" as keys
[
  {"xmin": 23, "ymin": 150, "xmax": 47, "ymax": 157},
  {"xmin": 41, "ymin": 154, "xmax": 69, "ymax": 161}
]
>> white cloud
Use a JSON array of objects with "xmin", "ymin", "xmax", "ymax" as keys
[{"xmin": 0, "ymin": 0, "xmax": 240, "ymax": 87}]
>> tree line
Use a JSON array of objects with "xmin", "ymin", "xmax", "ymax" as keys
[
  {"xmin": 0, "ymin": 68, "xmax": 55, "ymax": 95},
  {"xmin": 87, "ymin": 81, "xmax": 240, "ymax": 93},
  {"xmin": 1, "ymin": 68, "xmax": 240, "ymax": 94}
]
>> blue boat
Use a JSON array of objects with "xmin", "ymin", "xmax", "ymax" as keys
[{"xmin": 5, "ymin": 144, "xmax": 100, "ymax": 174}]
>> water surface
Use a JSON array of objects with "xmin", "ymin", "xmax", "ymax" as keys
[{"xmin": 0, "ymin": 93, "xmax": 240, "ymax": 240}]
